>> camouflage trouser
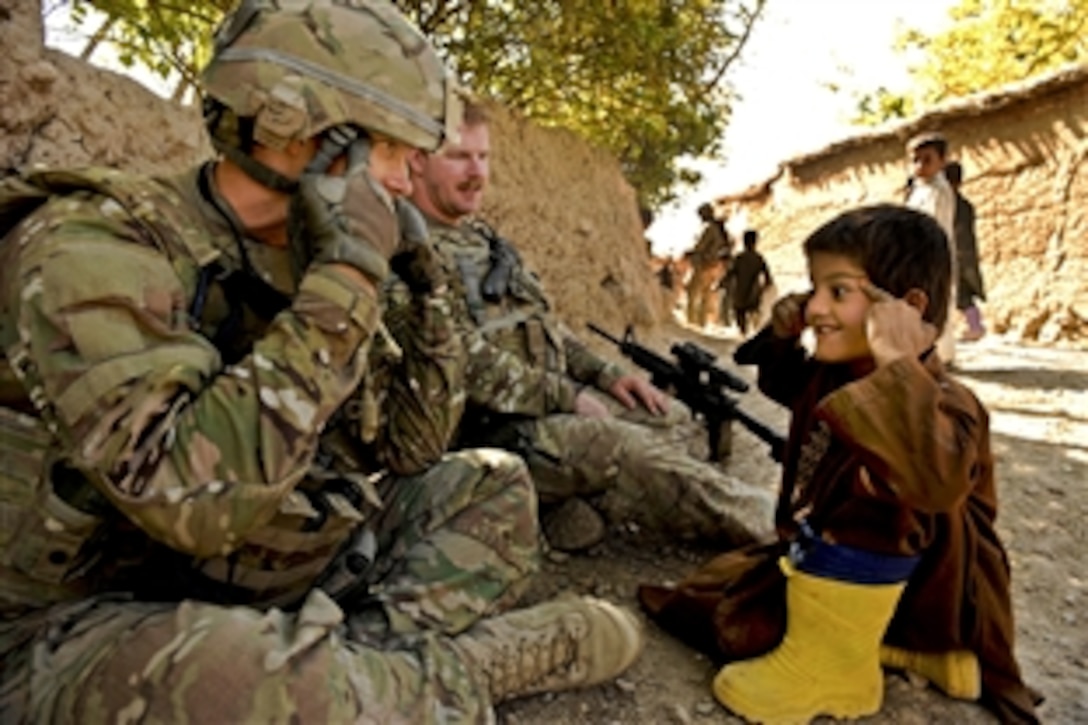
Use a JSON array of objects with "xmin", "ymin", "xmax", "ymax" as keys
[
  {"xmin": 686, "ymin": 265, "xmax": 721, "ymax": 327},
  {"xmin": 0, "ymin": 449, "xmax": 536, "ymax": 724},
  {"xmin": 360, "ymin": 448, "xmax": 540, "ymax": 636},
  {"xmin": 511, "ymin": 403, "xmax": 775, "ymax": 547}
]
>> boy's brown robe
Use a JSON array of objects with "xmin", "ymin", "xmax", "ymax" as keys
[{"xmin": 639, "ymin": 329, "xmax": 1039, "ymax": 723}]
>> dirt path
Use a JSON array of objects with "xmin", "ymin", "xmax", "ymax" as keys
[{"xmin": 499, "ymin": 324, "xmax": 1088, "ymax": 724}]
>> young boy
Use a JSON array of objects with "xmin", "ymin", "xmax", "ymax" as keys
[
  {"xmin": 905, "ymin": 131, "xmax": 959, "ymax": 364},
  {"xmin": 723, "ymin": 229, "xmax": 774, "ymax": 335},
  {"xmin": 905, "ymin": 132, "xmax": 955, "ymax": 238},
  {"xmin": 639, "ymin": 205, "xmax": 1038, "ymax": 723}
]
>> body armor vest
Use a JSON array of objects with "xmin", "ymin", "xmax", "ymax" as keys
[
  {"xmin": 431, "ymin": 224, "xmax": 566, "ymax": 372},
  {"xmin": 0, "ymin": 168, "xmax": 381, "ymax": 614}
]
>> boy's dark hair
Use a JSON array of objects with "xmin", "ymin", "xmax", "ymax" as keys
[
  {"xmin": 743, "ymin": 229, "xmax": 758, "ymax": 248},
  {"xmin": 803, "ymin": 204, "xmax": 951, "ymax": 332},
  {"xmin": 907, "ymin": 131, "xmax": 948, "ymax": 158},
  {"xmin": 697, "ymin": 202, "xmax": 715, "ymax": 222}
]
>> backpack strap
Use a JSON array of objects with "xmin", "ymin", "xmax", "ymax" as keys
[{"xmin": 15, "ymin": 167, "xmax": 222, "ymax": 273}]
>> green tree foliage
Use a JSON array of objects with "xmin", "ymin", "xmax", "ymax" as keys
[
  {"xmin": 409, "ymin": 1, "xmax": 766, "ymax": 205},
  {"xmin": 69, "ymin": 0, "xmax": 235, "ymax": 95},
  {"xmin": 62, "ymin": 0, "xmax": 766, "ymax": 205},
  {"xmin": 853, "ymin": 0, "xmax": 1088, "ymax": 125}
]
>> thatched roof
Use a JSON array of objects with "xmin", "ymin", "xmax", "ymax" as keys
[{"xmin": 717, "ymin": 62, "xmax": 1088, "ymax": 204}]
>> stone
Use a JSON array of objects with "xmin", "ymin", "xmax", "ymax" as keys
[
  {"xmin": 542, "ymin": 497, "xmax": 608, "ymax": 553},
  {"xmin": 669, "ymin": 704, "xmax": 693, "ymax": 724}
]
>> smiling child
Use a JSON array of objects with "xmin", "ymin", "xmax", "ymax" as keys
[{"xmin": 639, "ymin": 204, "xmax": 1039, "ymax": 724}]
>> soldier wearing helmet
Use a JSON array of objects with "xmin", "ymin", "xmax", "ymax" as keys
[{"xmin": 0, "ymin": 1, "xmax": 640, "ymax": 720}]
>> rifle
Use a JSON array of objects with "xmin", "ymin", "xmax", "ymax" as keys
[{"xmin": 587, "ymin": 323, "xmax": 785, "ymax": 462}]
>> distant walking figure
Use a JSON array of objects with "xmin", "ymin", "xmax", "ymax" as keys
[
  {"xmin": 945, "ymin": 161, "xmax": 987, "ymax": 341},
  {"xmin": 723, "ymin": 229, "xmax": 773, "ymax": 335}
]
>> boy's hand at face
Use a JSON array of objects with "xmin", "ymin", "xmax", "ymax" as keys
[
  {"xmin": 771, "ymin": 292, "xmax": 810, "ymax": 339},
  {"xmin": 861, "ymin": 282, "xmax": 938, "ymax": 367}
]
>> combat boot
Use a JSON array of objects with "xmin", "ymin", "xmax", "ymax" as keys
[{"xmin": 454, "ymin": 595, "xmax": 643, "ymax": 703}]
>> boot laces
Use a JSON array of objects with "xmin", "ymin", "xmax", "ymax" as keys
[{"xmin": 487, "ymin": 610, "xmax": 589, "ymax": 698}]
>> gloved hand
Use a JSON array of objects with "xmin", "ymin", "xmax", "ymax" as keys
[
  {"xmin": 388, "ymin": 200, "xmax": 447, "ymax": 294},
  {"xmin": 291, "ymin": 135, "xmax": 398, "ymax": 284}
]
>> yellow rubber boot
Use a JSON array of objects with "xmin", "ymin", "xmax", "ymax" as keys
[
  {"xmin": 880, "ymin": 645, "xmax": 981, "ymax": 701},
  {"xmin": 713, "ymin": 557, "xmax": 905, "ymax": 724}
]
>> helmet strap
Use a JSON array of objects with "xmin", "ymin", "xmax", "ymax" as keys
[
  {"xmin": 217, "ymin": 143, "xmax": 299, "ymax": 194},
  {"xmin": 205, "ymin": 98, "xmax": 299, "ymax": 193}
]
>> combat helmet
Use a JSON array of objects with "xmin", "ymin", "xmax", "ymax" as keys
[{"xmin": 201, "ymin": 0, "xmax": 462, "ymax": 190}]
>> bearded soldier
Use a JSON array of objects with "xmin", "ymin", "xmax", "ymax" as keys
[
  {"xmin": 0, "ymin": 2, "xmax": 641, "ymax": 721},
  {"xmin": 405, "ymin": 101, "xmax": 775, "ymax": 552}
]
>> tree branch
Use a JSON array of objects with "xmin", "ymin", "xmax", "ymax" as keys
[{"xmin": 702, "ymin": 0, "xmax": 767, "ymax": 93}]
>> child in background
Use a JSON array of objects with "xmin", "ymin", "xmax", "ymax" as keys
[
  {"xmin": 904, "ymin": 131, "xmax": 958, "ymax": 364},
  {"xmin": 639, "ymin": 204, "xmax": 1038, "ymax": 723}
]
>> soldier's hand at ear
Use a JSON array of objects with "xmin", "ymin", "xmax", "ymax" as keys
[
  {"xmin": 389, "ymin": 200, "xmax": 447, "ymax": 294},
  {"xmin": 861, "ymin": 282, "xmax": 938, "ymax": 367},
  {"xmin": 294, "ymin": 136, "xmax": 399, "ymax": 285}
]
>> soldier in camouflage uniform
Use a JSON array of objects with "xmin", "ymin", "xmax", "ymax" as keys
[
  {"xmin": 0, "ymin": 2, "xmax": 642, "ymax": 722},
  {"xmin": 406, "ymin": 103, "xmax": 775, "ymax": 551},
  {"xmin": 687, "ymin": 203, "xmax": 733, "ymax": 328}
]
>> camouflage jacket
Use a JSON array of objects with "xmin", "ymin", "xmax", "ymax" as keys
[
  {"xmin": 691, "ymin": 221, "xmax": 731, "ymax": 268},
  {"xmin": 0, "ymin": 164, "xmax": 464, "ymax": 612},
  {"xmin": 422, "ymin": 214, "xmax": 625, "ymax": 418}
]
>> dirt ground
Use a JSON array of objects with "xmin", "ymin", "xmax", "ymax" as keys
[{"xmin": 497, "ymin": 319, "xmax": 1088, "ymax": 725}]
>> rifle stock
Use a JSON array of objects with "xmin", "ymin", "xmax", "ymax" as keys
[{"xmin": 587, "ymin": 323, "xmax": 785, "ymax": 462}]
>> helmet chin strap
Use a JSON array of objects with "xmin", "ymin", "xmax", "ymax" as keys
[
  {"xmin": 215, "ymin": 123, "xmax": 367, "ymax": 194},
  {"xmin": 217, "ymin": 144, "xmax": 300, "ymax": 193},
  {"xmin": 204, "ymin": 98, "xmax": 300, "ymax": 193}
]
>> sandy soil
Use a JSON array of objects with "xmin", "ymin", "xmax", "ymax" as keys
[{"xmin": 498, "ymin": 321, "xmax": 1088, "ymax": 725}]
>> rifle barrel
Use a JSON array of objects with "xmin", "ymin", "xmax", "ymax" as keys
[
  {"xmin": 730, "ymin": 405, "xmax": 786, "ymax": 461},
  {"xmin": 586, "ymin": 322, "xmax": 622, "ymax": 346}
]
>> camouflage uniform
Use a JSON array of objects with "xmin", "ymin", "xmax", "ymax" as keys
[
  {"xmin": 0, "ymin": 161, "xmax": 542, "ymax": 722},
  {"xmin": 0, "ymin": 0, "xmax": 546, "ymax": 720},
  {"xmin": 686, "ymin": 220, "xmax": 732, "ymax": 327},
  {"xmin": 422, "ymin": 217, "xmax": 775, "ymax": 547}
]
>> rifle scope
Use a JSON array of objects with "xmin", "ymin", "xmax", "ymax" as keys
[{"xmin": 670, "ymin": 342, "xmax": 750, "ymax": 394}]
